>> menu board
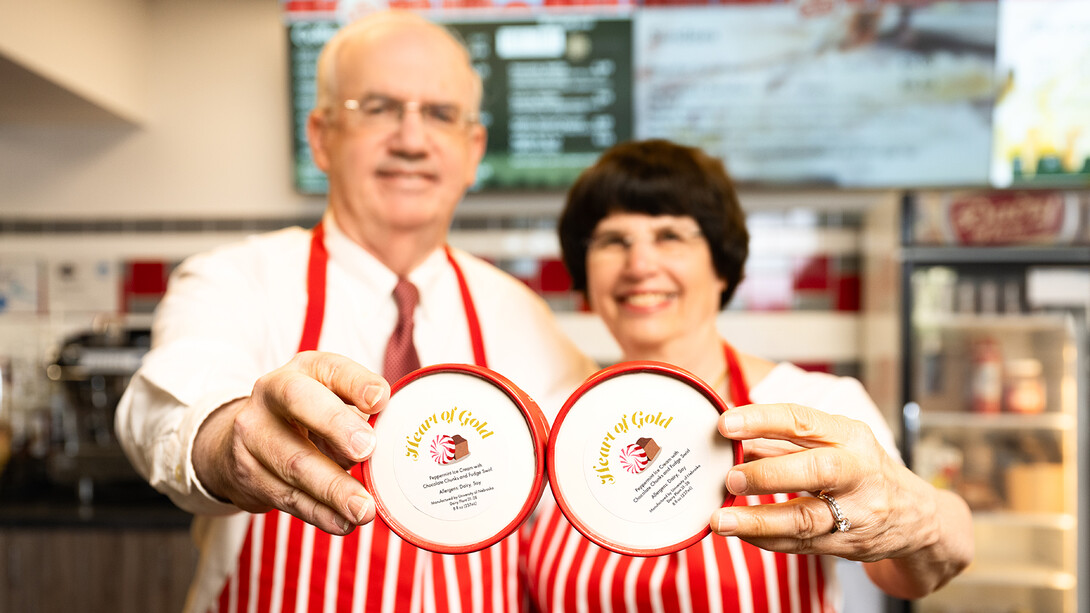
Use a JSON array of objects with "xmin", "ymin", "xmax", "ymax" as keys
[
  {"xmin": 456, "ymin": 18, "xmax": 633, "ymax": 189},
  {"xmin": 288, "ymin": 21, "xmax": 339, "ymax": 195},
  {"xmin": 285, "ymin": 1, "xmax": 1086, "ymax": 193},
  {"xmin": 286, "ymin": 17, "xmax": 631, "ymax": 194},
  {"xmin": 990, "ymin": 0, "xmax": 1090, "ymax": 187},
  {"xmin": 633, "ymin": 2, "xmax": 999, "ymax": 188}
]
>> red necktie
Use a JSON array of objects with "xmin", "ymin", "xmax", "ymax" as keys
[{"xmin": 383, "ymin": 277, "xmax": 421, "ymax": 381}]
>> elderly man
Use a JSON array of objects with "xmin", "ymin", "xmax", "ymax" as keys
[{"xmin": 116, "ymin": 11, "xmax": 594, "ymax": 613}]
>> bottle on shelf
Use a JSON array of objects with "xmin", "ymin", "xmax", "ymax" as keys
[
  {"xmin": 1004, "ymin": 358, "xmax": 1046, "ymax": 414},
  {"xmin": 970, "ymin": 336, "xmax": 1003, "ymax": 414}
]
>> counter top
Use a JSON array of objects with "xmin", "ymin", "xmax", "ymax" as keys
[
  {"xmin": 0, "ymin": 459, "xmax": 192, "ymax": 530},
  {"xmin": 0, "ymin": 498, "xmax": 192, "ymax": 530}
]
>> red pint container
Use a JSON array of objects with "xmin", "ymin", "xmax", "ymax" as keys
[
  {"xmin": 547, "ymin": 361, "xmax": 743, "ymax": 557},
  {"xmin": 362, "ymin": 364, "xmax": 549, "ymax": 554}
]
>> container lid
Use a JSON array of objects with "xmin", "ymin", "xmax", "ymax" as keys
[
  {"xmin": 547, "ymin": 361, "xmax": 743, "ymax": 557},
  {"xmin": 362, "ymin": 363, "xmax": 549, "ymax": 554}
]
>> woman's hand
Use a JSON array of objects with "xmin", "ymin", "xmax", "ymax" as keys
[{"xmin": 709, "ymin": 402, "xmax": 973, "ymax": 599}]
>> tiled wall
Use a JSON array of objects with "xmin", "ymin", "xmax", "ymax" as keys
[{"xmin": 0, "ymin": 210, "xmax": 869, "ymax": 448}]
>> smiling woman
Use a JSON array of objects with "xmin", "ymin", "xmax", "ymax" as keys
[
  {"xmin": 558, "ymin": 139, "xmax": 747, "ymax": 364},
  {"xmin": 524, "ymin": 138, "xmax": 974, "ymax": 613},
  {"xmin": 582, "ymin": 212, "xmax": 725, "ymax": 361},
  {"xmin": 559, "ymin": 139, "xmax": 749, "ymax": 313}
]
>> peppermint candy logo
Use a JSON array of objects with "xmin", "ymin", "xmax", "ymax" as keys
[
  {"xmin": 430, "ymin": 434, "xmax": 470, "ymax": 465},
  {"xmin": 618, "ymin": 437, "xmax": 661, "ymax": 474},
  {"xmin": 618, "ymin": 444, "xmax": 647, "ymax": 474}
]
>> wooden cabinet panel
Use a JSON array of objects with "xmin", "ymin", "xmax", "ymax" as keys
[{"xmin": 0, "ymin": 528, "xmax": 197, "ymax": 613}]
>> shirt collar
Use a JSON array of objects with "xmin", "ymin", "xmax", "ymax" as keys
[{"xmin": 321, "ymin": 211, "xmax": 450, "ymax": 314}]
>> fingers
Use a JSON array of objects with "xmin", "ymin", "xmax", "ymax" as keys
[
  {"xmin": 740, "ymin": 438, "xmax": 806, "ymax": 461},
  {"xmin": 710, "ymin": 497, "xmax": 847, "ymax": 552},
  {"xmin": 228, "ymin": 433, "xmax": 374, "ymax": 535},
  {"xmin": 284, "ymin": 351, "xmax": 390, "ymax": 416},
  {"xmin": 234, "ymin": 399, "xmax": 377, "ymax": 531},
  {"xmin": 194, "ymin": 352, "xmax": 391, "ymax": 536},
  {"xmin": 711, "ymin": 403, "xmax": 913, "ymax": 562},
  {"xmin": 256, "ymin": 353, "xmax": 389, "ymax": 465},
  {"xmin": 719, "ymin": 403, "xmax": 881, "ymax": 496},
  {"xmin": 726, "ymin": 447, "xmax": 848, "ymax": 496},
  {"xmin": 719, "ymin": 402, "xmax": 862, "ymax": 449}
]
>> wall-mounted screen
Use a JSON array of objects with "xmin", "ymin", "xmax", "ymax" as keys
[
  {"xmin": 990, "ymin": 0, "xmax": 1090, "ymax": 187},
  {"xmin": 633, "ymin": 3, "xmax": 998, "ymax": 188},
  {"xmin": 459, "ymin": 18, "xmax": 633, "ymax": 189},
  {"xmin": 285, "ymin": 0, "xmax": 1087, "ymax": 194},
  {"xmin": 287, "ymin": 15, "xmax": 632, "ymax": 193}
]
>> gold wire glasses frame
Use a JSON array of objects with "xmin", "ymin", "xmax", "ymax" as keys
[
  {"xmin": 586, "ymin": 226, "xmax": 706, "ymax": 259},
  {"xmin": 343, "ymin": 95, "xmax": 479, "ymax": 134}
]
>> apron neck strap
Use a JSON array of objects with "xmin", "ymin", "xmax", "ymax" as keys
[
  {"xmin": 723, "ymin": 340, "xmax": 751, "ymax": 406},
  {"xmin": 297, "ymin": 222, "xmax": 488, "ymax": 369},
  {"xmin": 444, "ymin": 245, "xmax": 488, "ymax": 368},
  {"xmin": 298, "ymin": 221, "xmax": 328, "ymax": 353}
]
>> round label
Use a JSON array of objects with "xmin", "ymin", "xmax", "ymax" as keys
[
  {"xmin": 392, "ymin": 408, "xmax": 508, "ymax": 522},
  {"xmin": 582, "ymin": 408, "xmax": 707, "ymax": 524},
  {"xmin": 367, "ymin": 368, "xmax": 542, "ymax": 551},
  {"xmin": 549, "ymin": 364, "xmax": 739, "ymax": 555}
]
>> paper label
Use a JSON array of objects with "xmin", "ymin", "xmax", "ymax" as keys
[
  {"xmin": 393, "ymin": 407, "xmax": 507, "ymax": 521},
  {"xmin": 583, "ymin": 409, "xmax": 706, "ymax": 523}
]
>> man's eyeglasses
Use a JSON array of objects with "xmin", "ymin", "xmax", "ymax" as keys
[
  {"xmin": 343, "ymin": 95, "xmax": 478, "ymax": 135},
  {"xmin": 586, "ymin": 226, "xmax": 705, "ymax": 259}
]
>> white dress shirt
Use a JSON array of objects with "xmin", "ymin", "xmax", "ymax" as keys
[{"xmin": 115, "ymin": 214, "xmax": 596, "ymax": 612}]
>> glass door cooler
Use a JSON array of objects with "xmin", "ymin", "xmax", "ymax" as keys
[{"xmin": 898, "ymin": 190, "xmax": 1090, "ymax": 613}]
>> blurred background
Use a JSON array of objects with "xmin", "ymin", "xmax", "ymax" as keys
[{"xmin": 1, "ymin": 1, "xmax": 1088, "ymax": 611}]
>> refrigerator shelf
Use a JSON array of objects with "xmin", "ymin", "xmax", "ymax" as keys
[
  {"xmin": 881, "ymin": 193, "xmax": 1087, "ymax": 613},
  {"xmin": 972, "ymin": 510, "xmax": 1076, "ymax": 531},
  {"xmin": 952, "ymin": 564, "xmax": 1076, "ymax": 591},
  {"xmin": 912, "ymin": 312, "xmax": 1071, "ymax": 332},
  {"xmin": 902, "ymin": 245, "xmax": 1090, "ymax": 266},
  {"xmin": 916, "ymin": 411, "xmax": 1075, "ymax": 431}
]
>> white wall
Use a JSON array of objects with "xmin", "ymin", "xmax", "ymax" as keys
[
  {"xmin": 0, "ymin": 0, "xmax": 149, "ymax": 123},
  {"xmin": 0, "ymin": 0, "xmax": 893, "ymax": 221},
  {"xmin": 0, "ymin": 0, "xmax": 324, "ymax": 219}
]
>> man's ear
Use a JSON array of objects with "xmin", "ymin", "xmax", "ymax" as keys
[
  {"xmin": 306, "ymin": 110, "xmax": 332, "ymax": 173},
  {"xmin": 464, "ymin": 123, "xmax": 488, "ymax": 187}
]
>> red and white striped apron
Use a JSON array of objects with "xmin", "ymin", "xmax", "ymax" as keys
[
  {"xmin": 522, "ymin": 342, "xmax": 831, "ymax": 613},
  {"xmin": 210, "ymin": 222, "xmax": 519, "ymax": 613}
]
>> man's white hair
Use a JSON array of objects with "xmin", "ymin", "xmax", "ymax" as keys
[{"xmin": 313, "ymin": 11, "xmax": 483, "ymax": 115}]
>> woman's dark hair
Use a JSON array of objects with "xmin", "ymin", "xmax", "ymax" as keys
[{"xmin": 558, "ymin": 139, "xmax": 749, "ymax": 309}]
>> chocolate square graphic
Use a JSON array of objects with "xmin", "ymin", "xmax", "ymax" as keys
[
  {"xmin": 451, "ymin": 434, "xmax": 470, "ymax": 460},
  {"xmin": 636, "ymin": 437, "xmax": 660, "ymax": 462}
]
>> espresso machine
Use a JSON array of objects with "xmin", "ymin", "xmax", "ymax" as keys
[{"xmin": 45, "ymin": 318, "xmax": 151, "ymax": 504}]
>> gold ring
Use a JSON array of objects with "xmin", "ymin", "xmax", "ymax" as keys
[{"xmin": 816, "ymin": 491, "xmax": 851, "ymax": 534}]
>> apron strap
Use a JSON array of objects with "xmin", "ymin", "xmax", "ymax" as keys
[
  {"xmin": 445, "ymin": 245, "xmax": 488, "ymax": 369},
  {"xmin": 723, "ymin": 340, "xmax": 751, "ymax": 406},
  {"xmin": 298, "ymin": 221, "xmax": 328, "ymax": 353},
  {"xmin": 296, "ymin": 223, "xmax": 487, "ymax": 369}
]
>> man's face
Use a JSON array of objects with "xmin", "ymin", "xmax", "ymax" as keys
[{"xmin": 309, "ymin": 23, "xmax": 485, "ymax": 248}]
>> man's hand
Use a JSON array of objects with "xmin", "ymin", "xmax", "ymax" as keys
[{"xmin": 193, "ymin": 351, "xmax": 390, "ymax": 535}]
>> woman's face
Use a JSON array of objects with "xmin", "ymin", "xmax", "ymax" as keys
[{"xmin": 585, "ymin": 212, "xmax": 726, "ymax": 356}]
